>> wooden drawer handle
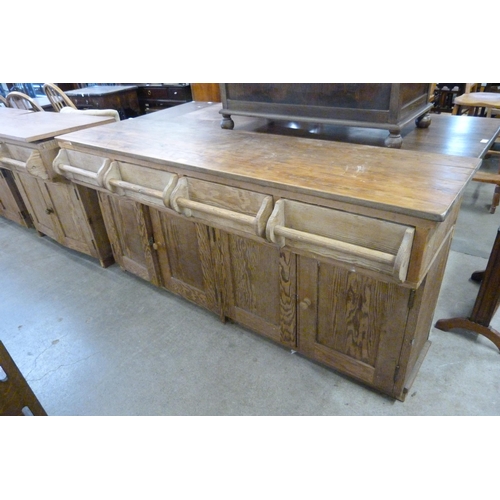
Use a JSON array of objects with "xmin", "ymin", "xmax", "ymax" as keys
[
  {"xmin": 53, "ymin": 152, "xmax": 111, "ymax": 187},
  {"xmin": 273, "ymin": 225, "xmax": 396, "ymax": 266},
  {"xmin": 103, "ymin": 161, "xmax": 178, "ymax": 208},
  {"xmin": 108, "ymin": 178, "xmax": 164, "ymax": 200},
  {"xmin": 175, "ymin": 197, "xmax": 256, "ymax": 226},
  {"xmin": 56, "ymin": 163, "xmax": 99, "ymax": 179},
  {"xmin": 0, "ymin": 156, "xmax": 25, "ymax": 169}
]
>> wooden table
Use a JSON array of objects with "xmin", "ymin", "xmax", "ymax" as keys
[
  {"xmin": 52, "ymin": 102, "xmax": 482, "ymax": 400},
  {"xmin": 435, "ymin": 228, "xmax": 500, "ymax": 350},
  {"xmin": 65, "ymin": 85, "xmax": 140, "ymax": 119},
  {"xmin": 0, "ymin": 107, "xmax": 34, "ymax": 117},
  {"xmin": 0, "ymin": 111, "xmax": 116, "ymax": 266}
]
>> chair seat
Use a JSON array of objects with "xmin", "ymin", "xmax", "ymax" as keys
[{"xmin": 454, "ymin": 92, "xmax": 500, "ymax": 108}]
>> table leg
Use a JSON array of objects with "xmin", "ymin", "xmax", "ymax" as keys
[{"xmin": 435, "ymin": 227, "xmax": 500, "ymax": 351}]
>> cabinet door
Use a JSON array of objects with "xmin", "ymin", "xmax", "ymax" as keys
[
  {"xmin": 98, "ymin": 192, "xmax": 159, "ymax": 284},
  {"xmin": 0, "ymin": 168, "xmax": 31, "ymax": 228},
  {"xmin": 217, "ymin": 231, "xmax": 296, "ymax": 346},
  {"xmin": 149, "ymin": 208, "xmax": 220, "ymax": 316},
  {"xmin": 13, "ymin": 171, "xmax": 58, "ymax": 239},
  {"xmin": 43, "ymin": 181, "xmax": 100, "ymax": 258},
  {"xmin": 297, "ymin": 256, "xmax": 412, "ymax": 397}
]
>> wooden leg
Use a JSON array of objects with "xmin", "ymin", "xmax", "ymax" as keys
[
  {"xmin": 490, "ymin": 185, "xmax": 500, "ymax": 214},
  {"xmin": 471, "ymin": 270, "xmax": 485, "ymax": 283},
  {"xmin": 384, "ymin": 129, "xmax": 402, "ymax": 148},
  {"xmin": 435, "ymin": 228, "xmax": 500, "ymax": 351},
  {"xmin": 415, "ymin": 112, "xmax": 431, "ymax": 128},
  {"xmin": 435, "ymin": 317, "xmax": 500, "ymax": 351},
  {"xmin": 220, "ymin": 114, "xmax": 234, "ymax": 130}
]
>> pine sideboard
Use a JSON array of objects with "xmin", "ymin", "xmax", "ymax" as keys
[
  {"xmin": 52, "ymin": 102, "xmax": 480, "ymax": 400},
  {"xmin": 0, "ymin": 110, "xmax": 115, "ymax": 266}
]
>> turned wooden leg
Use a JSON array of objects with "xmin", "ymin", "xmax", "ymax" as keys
[
  {"xmin": 416, "ymin": 112, "xmax": 432, "ymax": 128},
  {"xmin": 220, "ymin": 114, "xmax": 234, "ymax": 130},
  {"xmin": 384, "ymin": 129, "xmax": 402, "ymax": 148}
]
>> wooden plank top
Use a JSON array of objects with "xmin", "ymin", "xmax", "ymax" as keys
[
  {"xmin": 56, "ymin": 103, "xmax": 482, "ymax": 221},
  {"xmin": 0, "ymin": 111, "xmax": 115, "ymax": 143},
  {"xmin": 0, "ymin": 107, "xmax": 33, "ymax": 117}
]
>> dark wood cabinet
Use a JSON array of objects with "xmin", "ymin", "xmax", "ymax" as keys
[
  {"xmin": 220, "ymin": 83, "xmax": 433, "ymax": 148},
  {"xmin": 137, "ymin": 84, "xmax": 192, "ymax": 114}
]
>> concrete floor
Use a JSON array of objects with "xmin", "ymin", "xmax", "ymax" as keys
[{"xmin": 1, "ymin": 156, "xmax": 500, "ymax": 416}]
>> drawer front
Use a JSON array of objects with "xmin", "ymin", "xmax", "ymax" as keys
[
  {"xmin": 0, "ymin": 143, "xmax": 52, "ymax": 180},
  {"xmin": 53, "ymin": 148, "xmax": 111, "ymax": 189},
  {"xmin": 102, "ymin": 160, "xmax": 178, "ymax": 209},
  {"xmin": 138, "ymin": 87, "xmax": 170, "ymax": 100},
  {"xmin": 167, "ymin": 86, "xmax": 191, "ymax": 101},
  {"xmin": 170, "ymin": 177, "xmax": 273, "ymax": 238},
  {"xmin": 138, "ymin": 86, "xmax": 191, "ymax": 101},
  {"xmin": 266, "ymin": 199, "xmax": 415, "ymax": 282}
]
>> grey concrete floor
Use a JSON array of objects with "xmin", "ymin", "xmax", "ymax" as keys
[{"xmin": 1, "ymin": 156, "xmax": 500, "ymax": 416}]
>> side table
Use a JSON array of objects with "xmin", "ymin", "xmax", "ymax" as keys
[{"xmin": 435, "ymin": 227, "xmax": 500, "ymax": 350}]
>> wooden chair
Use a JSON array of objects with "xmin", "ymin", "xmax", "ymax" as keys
[
  {"xmin": 6, "ymin": 91, "xmax": 45, "ymax": 112},
  {"xmin": 452, "ymin": 84, "xmax": 500, "ymax": 118},
  {"xmin": 43, "ymin": 83, "xmax": 77, "ymax": 112},
  {"xmin": 452, "ymin": 85, "xmax": 500, "ymax": 213},
  {"xmin": 0, "ymin": 341, "xmax": 47, "ymax": 416},
  {"xmin": 59, "ymin": 106, "xmax": 120, "ymax": 121},
  {"xmin": 0, "ymin": 95, "xmax": 7, "ymax": 107}
]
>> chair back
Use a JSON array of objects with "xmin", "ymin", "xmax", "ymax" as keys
[
  {"xmin": 0, "ymin": 95, "xmax": 7, "ymax": 107},
  {"xmin": 43, "ymin": 83, "xmax": 77, "ymax": 112},
  {"xmin": 0, "ymin": 341, "xmax": 47, "ymax": 416},
  {"xmin": 6, "ymin": 91, "xmax": 44, "ymax": 112},
  {"xmin": 60, "ymin": 106, "xmax": 121, "ymax": 122}
]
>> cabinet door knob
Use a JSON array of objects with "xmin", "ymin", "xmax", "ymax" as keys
[
  {"xmin": 299, "ymin": 298, "xmax": 311, "ymax": 310},
  {"xmin": 45, "ymin": 208, "xmax": 54, "ymax": 215}
]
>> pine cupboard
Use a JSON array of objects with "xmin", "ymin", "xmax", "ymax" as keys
[
  {"xmin": 52, "ymin": 103, "xmax": 479, "ymax": 400},
  {"xmin": 0, "ymin": 111, "xmax": 115, "ymax": 266}
]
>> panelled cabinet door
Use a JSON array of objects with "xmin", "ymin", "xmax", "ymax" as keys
[
  {"xmin": 98, "ymin": 192, "xmax": 159, "ymax": 284},
  {"xmin": 217, "ymin": 230, "xmax": 297, "ymax": 346},
  {"xmin": 13, "ymin": 171, "xmax": 58, "ymax": 239},
  {"xmin": 0, "ymin": 168, "xmax": 31, "ymax": 228},
  {"xmin": 149, "ymin": 209, "xmax": 220, "ymax": 316},
  {"xmin": 297, "ymin": 256, "xmax": 412, "ymax": 398},
  {"xmin": 43, "ymin": 182, "xmax": 99, "ymax": 258}
]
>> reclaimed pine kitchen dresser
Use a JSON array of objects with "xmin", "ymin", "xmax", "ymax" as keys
[
  {"xmin": 52, "ymin": 102, "xmax": 480, "ymax": 400},
  {"xmin": 0, "ymin": 110, "xmax": 115, "ymax": 266}
]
